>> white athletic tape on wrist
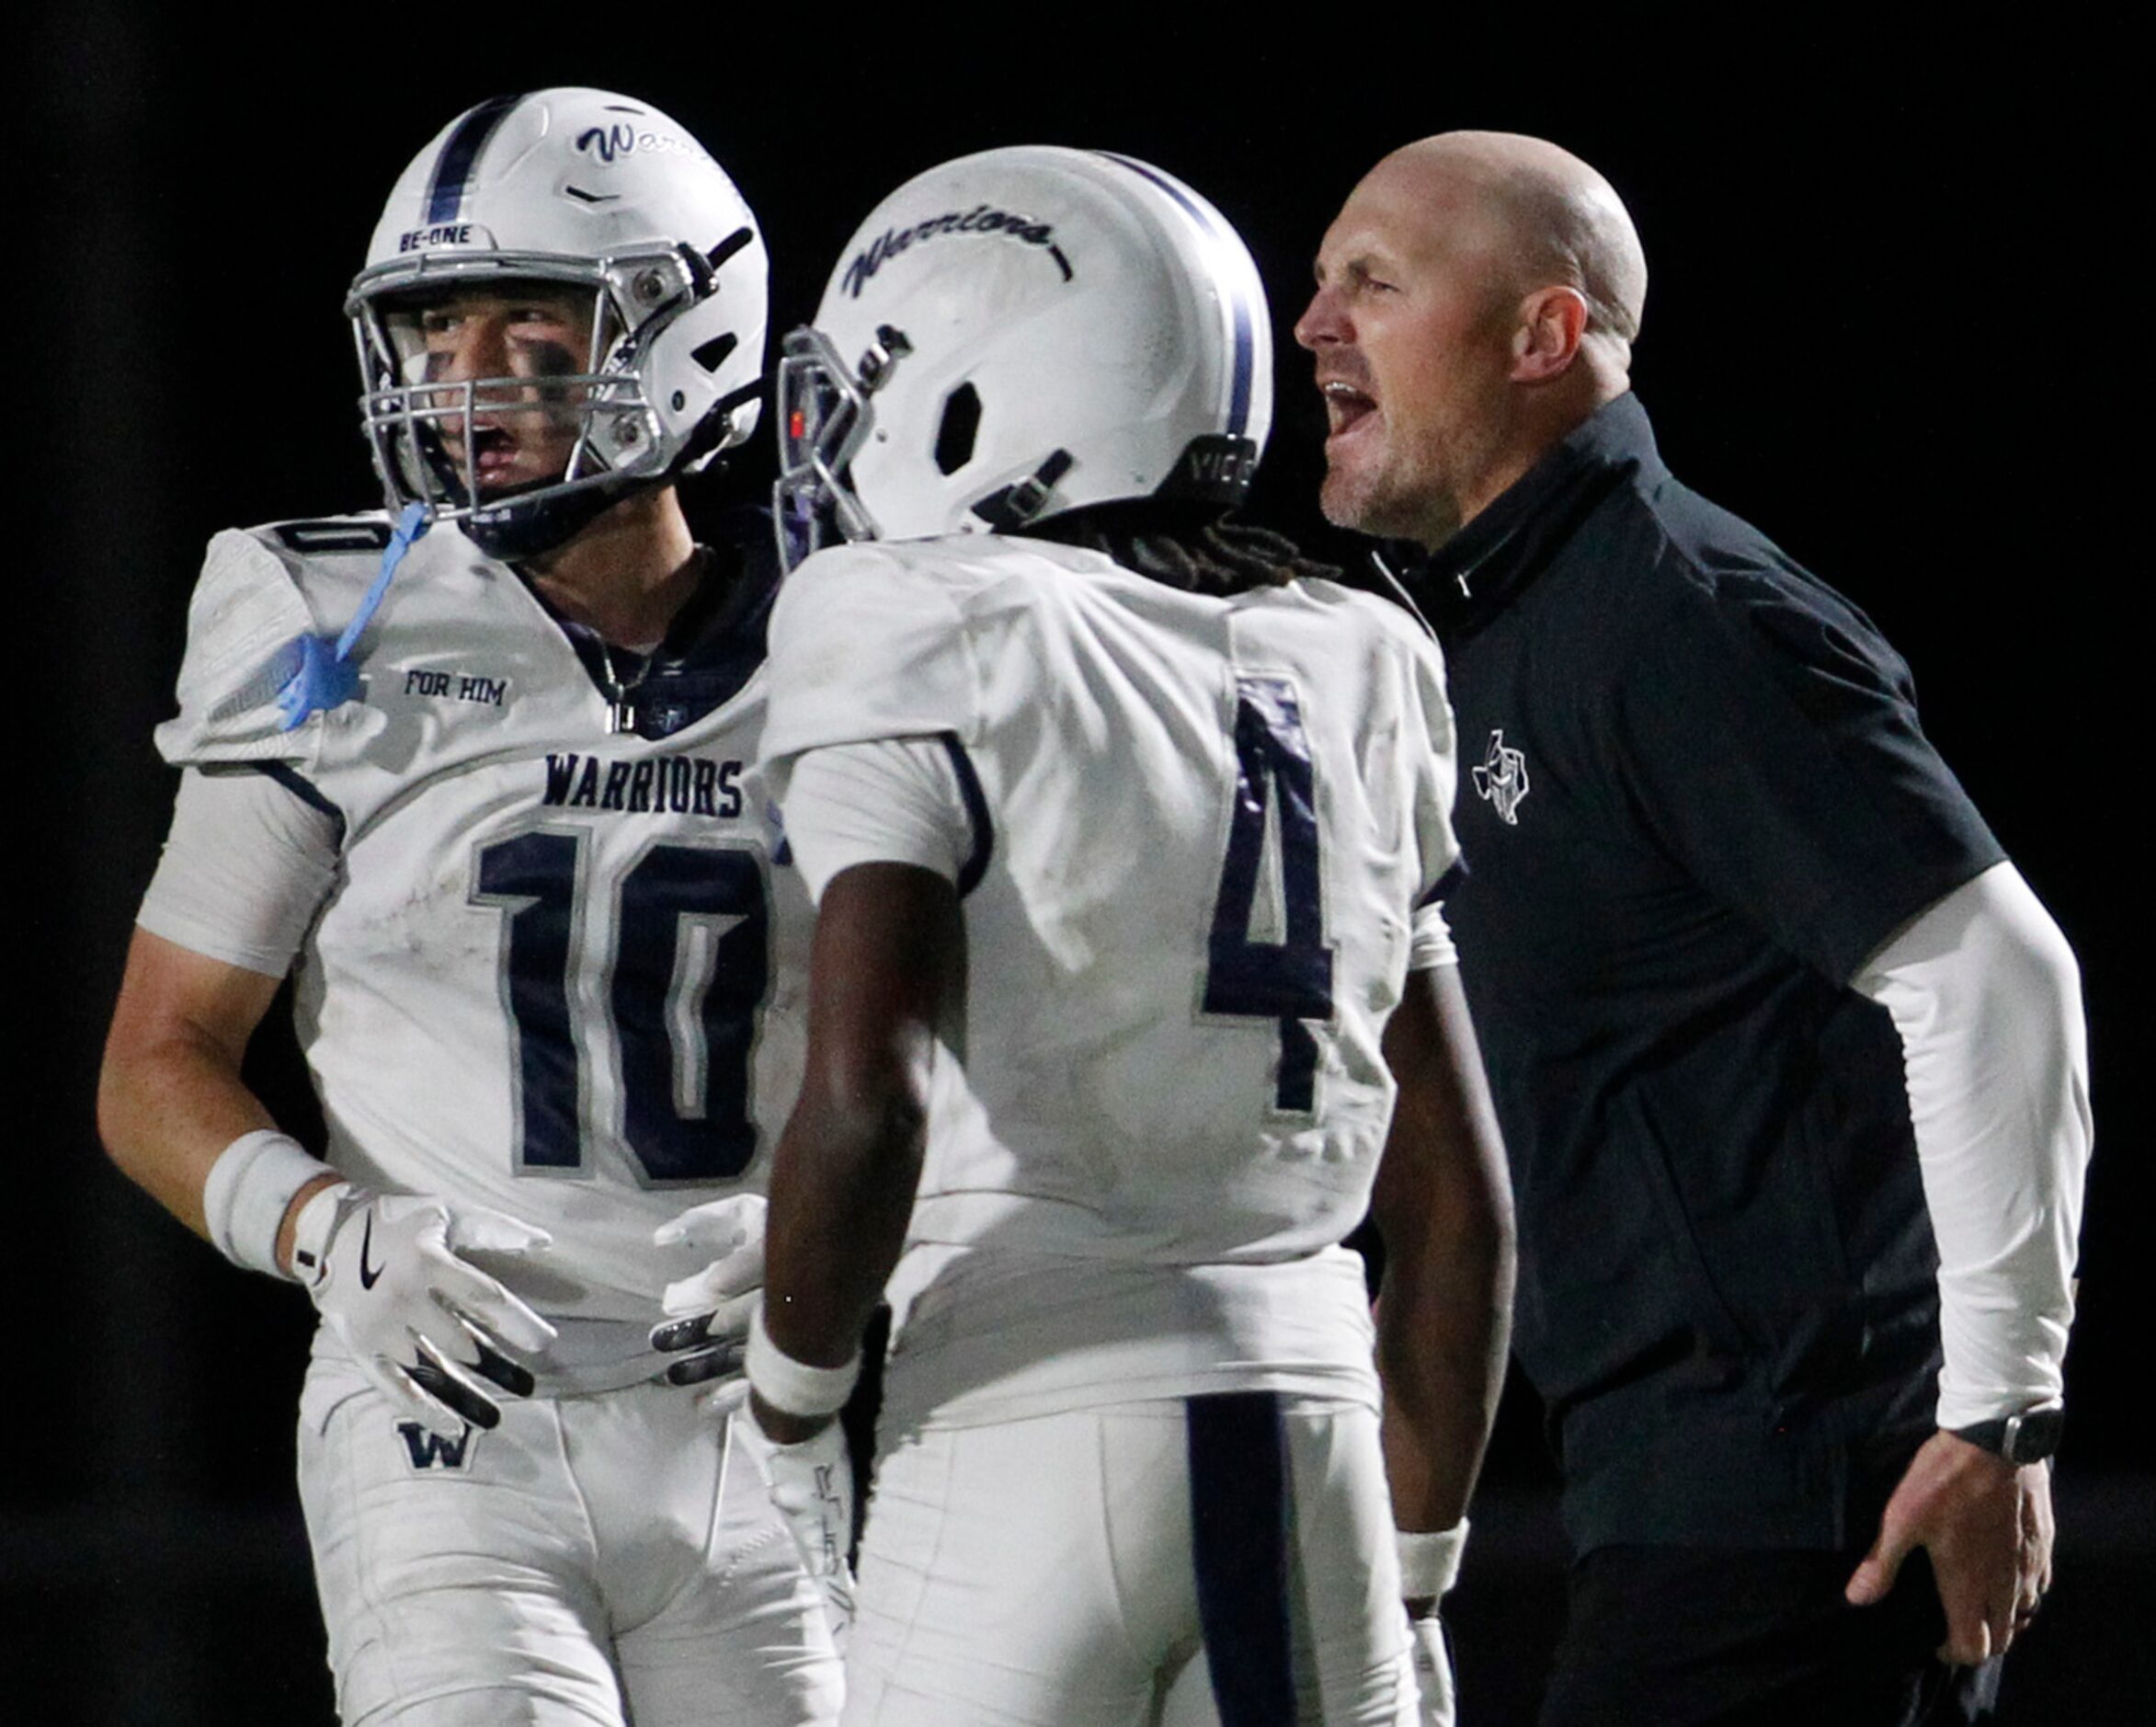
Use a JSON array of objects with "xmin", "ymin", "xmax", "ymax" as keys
[
  {"xmin": 201, "ymin": 1130, "xmax": 337, "ymax": 1280},
  {"xmin": 746, "ymin": 1303, "xmax": 861, "ymax": 1418},
  {"xmin": 1396, "ymin": 1519, "xmax": 1469, "ymax": 1599}
]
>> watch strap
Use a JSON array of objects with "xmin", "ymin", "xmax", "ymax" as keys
[{"xmin": 1950, "ymin": 1399, "xmax": 2065, "ymax": 1463}]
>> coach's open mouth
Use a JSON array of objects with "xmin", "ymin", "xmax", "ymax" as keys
[{"xmin": 1321, "ymin": 379, "xmax": 1377, "ymax": 440}]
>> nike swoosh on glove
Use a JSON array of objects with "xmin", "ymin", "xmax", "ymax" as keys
[{"xmin": 298, "ymin": 1184, "xmax": 555, "ymax": 1438}]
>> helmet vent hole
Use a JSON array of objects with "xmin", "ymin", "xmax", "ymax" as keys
[
  {"xmin": 935, "ymin": 384, "xmax": 981, "ymax": 475},
  {"xmin": 692, "ymin": 333, "xmax": 739, "ymax": 374}
]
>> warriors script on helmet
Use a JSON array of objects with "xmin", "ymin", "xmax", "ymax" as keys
[{"xmin": 840, "ymin": 205, "xmax": 1075, "ymax": 299}]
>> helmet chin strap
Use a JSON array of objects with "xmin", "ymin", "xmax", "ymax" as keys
[
  {"xmin": 971, "ymin": 449, "xmax": 1075, "ymax": 532},
  {"xmin": 465, "ymin": 470, "xmax": 638, "ymax": 562},
  {"xmin": 400, "ymin": 408, "xmax": 630, "ymax": 564}
]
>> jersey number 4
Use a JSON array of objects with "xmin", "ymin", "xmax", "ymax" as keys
[
  {"xmin": 1204, "ymin": 676, "xmax": 1335, "ymax": 1113},
  {"xmin": 473, "ymin": 833, "xmax": 769, "ymax": 1183}
]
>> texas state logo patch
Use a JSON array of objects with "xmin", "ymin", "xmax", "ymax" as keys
[{"xmin": 1472, "ymin": 729, "xmax": 1530, "ymax": 826}]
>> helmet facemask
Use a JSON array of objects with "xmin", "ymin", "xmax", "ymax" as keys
[
  {"xmin": 773, "ymin": 323, "xmax": 914, "ymax": 571},
  {"xmin": 349, "ymin": 92, "xmax": 770, "ymax": 562},
  {"xmin": 349, "ymin": 247, "xmax": 716, "ymax": 560}
]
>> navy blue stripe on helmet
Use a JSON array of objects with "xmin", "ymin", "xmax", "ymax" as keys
[
  {"xmin": 425, "ymin": 94, "xmax": 522, "ymax": 226},
  {"xmin": 1092, "ymin": 152, "xmax": 1256, "ymax": 438},
  {"xmin": 1186, "ymin": 1390, "xmax": 1296, "ymax": 1724}
]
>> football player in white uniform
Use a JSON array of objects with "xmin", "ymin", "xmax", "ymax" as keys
[
  {"xmin": 684, "ymin": 148, "xmax": 1516, "ymax": 1725},
  {"xmin": 97, "ymin": 89, "xmax": 842, "ymax": 1725}
]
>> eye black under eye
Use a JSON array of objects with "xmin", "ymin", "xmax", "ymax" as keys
[{"xmin": 517, "ymin": 341, "xmax": 580, "ymax": 380}]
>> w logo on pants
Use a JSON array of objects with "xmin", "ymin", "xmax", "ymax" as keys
[{"xmin": 396, "ymin": 1421, "xmax": 476, "ymax": 1471}]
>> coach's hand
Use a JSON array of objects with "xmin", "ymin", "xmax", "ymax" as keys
[
  {"xmin": 296, "ymin": 1184, "xmax": 556, "ymax": 1438},
  {"xmin": 649, "ymin": 1194, "xmax": 767, "ymax": 1390},
  {"xmin": 1845, "ymin": 1429, "xmax": 2053, "ymax": 1664},
  {"xmin": 739, "ymin": 1396, "xmax": 857, "ymax": 1651},
  {"xmin": 1405, "ymin": 1606, "xmax": 1456, "ymax": 1726}
]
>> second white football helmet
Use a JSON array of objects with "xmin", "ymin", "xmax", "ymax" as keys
[
  {"xmin": 348, "ymin": 88, "xmax": 768, "ymax": 559},
  {"xmin": 775, "ymin": 146, "xmax": 1272, "ymax": 568}
]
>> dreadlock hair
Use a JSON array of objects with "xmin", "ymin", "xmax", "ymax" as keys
[{"xmin": 1020, "ymin": 498, "xmax": 1340, "ymax": 600}]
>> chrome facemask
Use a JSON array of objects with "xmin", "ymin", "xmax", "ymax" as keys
[
  {"xmin": 347, "ymin": 248, "xmax": 703, "ymax": 554},
  {"xmin": 771, "ymin": 323, "xmax": 911, "ymax": 572}
]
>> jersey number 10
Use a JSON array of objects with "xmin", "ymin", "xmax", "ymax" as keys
[{"xmin": 473, "ymin": 833, "xmax": 769, "ymax": 1183}]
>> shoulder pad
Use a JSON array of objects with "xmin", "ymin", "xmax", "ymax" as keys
[
  {"xmin": 760, "ymin": 543, "xmax": 984, "ymax": 773},
  {"xmin": 154, "ymin": 528, "xmax": 329, "ymax": 769}
]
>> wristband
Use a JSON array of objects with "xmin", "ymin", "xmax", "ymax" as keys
[
  {"xmin": 746, "ymin": 1302, "xmax": 861, "ymax": 1418},
  {"xmin": 287, "ymin": 1180, "xmax": 358, "ymax": 1288},
  {"xmin": 1396, "ymin": 1519, "xmax": 1469, "ymax": 1599},
  {"xmin": 200, "ymin": 1129, "xmax": 337, "ymax": 1280}
]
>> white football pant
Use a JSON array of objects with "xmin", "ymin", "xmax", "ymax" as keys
[
  {"xmin": 297, "ymin": 1353, "xmax": 843, "ymax": 1724},
  {"xmin": 844, "ymin": 1394, "xmax": 1415, "ymax": 1726}
]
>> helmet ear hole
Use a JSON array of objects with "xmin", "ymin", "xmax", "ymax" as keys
[{"xmin": 935, "ymin": 383, "xmax": 982, "ymax": 476}]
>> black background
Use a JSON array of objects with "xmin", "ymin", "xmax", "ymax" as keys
[{"xmin": 17, "ymin": 9, "xmax": 2145, "ymax": 1723}]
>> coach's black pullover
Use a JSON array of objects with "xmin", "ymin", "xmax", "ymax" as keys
[{"xmin": 1415, "ymin": 394, "xmax": 2002, "ymax": 1552}]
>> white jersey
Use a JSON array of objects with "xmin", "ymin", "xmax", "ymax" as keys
[
  {"xmin": 151, "ymin": 512, "xmax": 810, "ymax": 1357},
  {"xmin": 760, "ymin": 535, "xmax": 1460, "ymax": 1432}
]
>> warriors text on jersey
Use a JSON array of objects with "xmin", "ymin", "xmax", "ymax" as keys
[
  {"xmin": 146, "ymin": 513, "xmax": 809, "ymax": 1367},
  {"xmin": 759, "ymin": 534, "xmax": 1462, "ymax": 1435}
]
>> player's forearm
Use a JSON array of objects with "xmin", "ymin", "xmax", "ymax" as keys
[
  {"xmin": 98, "ymin": 924, "xmax": 334, "ymax": 1269},
  {"xmin": 1372, "ymin": 964, "xmax": 1516, "ymax": 1532},
  {"xmin": 1378, "ymin": 1200, "xmax": 1513, "ymax": 1531},
  {"xmin": 99, "ymin": 995, "xmax": 276, "ymax": 1238},
  {"xmin": 99, "ymin": 1015, "xmax": 344, "ymax": 1270},
  {"xmin": 760, "ymin": 861, "xmax": 957, "ymax": 1382},
  {"xmin": 761, "ymin": 1074, "xmax": 926, "ymax": 1370}
]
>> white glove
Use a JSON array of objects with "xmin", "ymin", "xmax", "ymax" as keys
[
  {"xmin": 1407, "ymin": 1612, "xmax": 1456, "ymax": 1727},
  {"xmin": 736, "ymin": 1401, "xmax": 856, "ymax": 1652},
  {"xmin": 1397, "ymin": 1520, "xmax": 1466, "ymax": 1727},
  {"xmin": 294, "ymin": 1184, "xmax": 555, "ymax": 1438},
  {"xmin": 649, "ymin": 1194, "xmax": 767, "ymax": 1389}
]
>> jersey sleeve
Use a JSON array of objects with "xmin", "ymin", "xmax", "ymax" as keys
[
  {"xmin": 779, "ymin": 738, "xmax": 976, "ymax": 901},
  {"xmin": 1609, "ymin": 567, "xmax": 2003, "ymax": 984},
  {"xmin": 1409, "ymin": 899, "xmax": 1458, "ymax": 970},
  {"xmin": 136, "ymin": 765, "xmax": 341, "ymax": 976},
  {"xmin": 759, "ymin": 543, "xmax": 985, "ymax": 807},
  {"xmin": 154, "ymin": 529, "xmax": 325, "ymax": 772}
]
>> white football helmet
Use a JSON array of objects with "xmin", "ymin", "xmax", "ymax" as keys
[
  {"xmin": 348, "ymin": 88, "xmax": 768, "ymax": 559},
  {"xmin": 774, "ymin": 146, "xmax": 1271, "ymax": 568}
]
